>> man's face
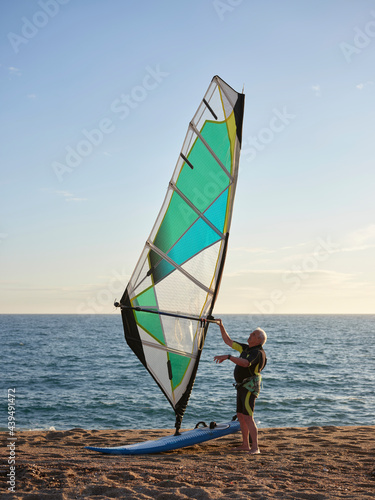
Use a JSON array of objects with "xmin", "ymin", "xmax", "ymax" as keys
[{"xmin": 247, "ymin": 330, "xmax": 260, "ymax": 347}]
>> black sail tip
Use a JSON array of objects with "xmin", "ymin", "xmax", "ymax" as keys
[{"xmin": 233, "ymin": 93, "xmax": 245, "ymax": 144}]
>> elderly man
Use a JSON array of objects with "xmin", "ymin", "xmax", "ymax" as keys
[{"xmin": 213, "ymin": 319, "xmax": 267, "ymax": 454}]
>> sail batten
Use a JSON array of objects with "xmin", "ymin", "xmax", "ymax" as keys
[
  {"xmin": 203, "ymin": 98, "xmax": 218, "ymax": 120},
  {"xmin": 119, "ymin": 76, "xmax": 244, "ymax": 432}
]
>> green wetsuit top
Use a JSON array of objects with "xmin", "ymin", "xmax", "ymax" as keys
[{"xmin": 232, "ymin": 342, "xmax": 267, "ymax": 384}]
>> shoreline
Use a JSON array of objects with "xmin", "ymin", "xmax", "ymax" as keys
[
  {"xmin": 2, "ymin": 421, "xmax": 373, "ymax": 432},
  {"xmin": 1, "ymin": 425, "xmax": 374, "ymax": 499}
]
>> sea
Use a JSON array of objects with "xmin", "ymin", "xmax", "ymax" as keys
[{"xmin": 1, "ymin": 314, "xmax": 374, "ymax": 432}]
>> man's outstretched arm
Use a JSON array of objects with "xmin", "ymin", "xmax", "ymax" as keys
[
  {"xmin": 214, "ymin": 319, "xmax": 233, "ymax": 348},
  {"xmin": 214, "ymin": 354, "xmax": 250, "ymax": 367}
]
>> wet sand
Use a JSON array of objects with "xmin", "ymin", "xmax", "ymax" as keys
[{"xmin": 1, "ymin": 425, "xmax": 374, "ymax": 499}]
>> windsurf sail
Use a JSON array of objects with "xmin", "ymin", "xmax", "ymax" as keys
[{"xmin": 117, "ymin": 75, "xmax": 245, "ymax": 434}]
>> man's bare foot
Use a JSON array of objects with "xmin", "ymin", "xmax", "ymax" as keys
[
  {"xmin": 249, "ymin": 448, "xmax": 260, "ymax": 455},
  {"xmin": 234, "ymin": 445, "xmax": 251, "ymax": 451}
]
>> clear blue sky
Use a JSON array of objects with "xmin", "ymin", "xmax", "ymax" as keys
[{"xmin": 1, "ymin": 0, "xmax": 374, "ymax": 314}]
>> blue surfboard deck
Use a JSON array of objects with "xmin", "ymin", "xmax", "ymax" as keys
[{"xmin": 85, "ymin": 420, "xmax": 241, "ymax": 455}]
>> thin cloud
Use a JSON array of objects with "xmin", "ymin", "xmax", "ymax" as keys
[
  {"xmin": 280, "ymin": 242, "xmax": 309, "ymax": 251},
  {"xmin": 225, "ymin": 269, "xmax": 285, "ymax": 278},
  {"xmin": 228, "ymin": 268, "xmax": 353, "ymax": 279},
  {"xmin": 4, "ymin": 284, "xmax": 91, "ymax": 293},
  {"xmin": 340, "ymin": 244, "xmax": 375, "ymax": 253},
  {"xmin": 344, "ymin": 224, "xmax": 375, "ymax": 248},
  {"xmin": 9, "ymin": 66, "xmax": 21, "ymax": 76},
  {"xmin": 311, "ymin": 84, "xmax": 321, "ymax": 97},
  {"xmin": 232, "ymin": 246, "xmax": 275, "ymax": 255},
  {"xmin": 56, "ymin": 190, "xmax": 87, "ymax": 202},
  {"xmin": 65, "ymin": 197, "xmax": 87, "ymax": 202},
  {"xmin": 56, "ymin": 190, "xmax": 72, "ymax": 197},
  {"xmin": 356, "ymin": 81, "xmax": 373, "ymax": 90}
]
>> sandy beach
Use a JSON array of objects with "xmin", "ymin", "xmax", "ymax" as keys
[{"xmin": 1, "ymin": 425, "xmax": 374, "ymax": 499}]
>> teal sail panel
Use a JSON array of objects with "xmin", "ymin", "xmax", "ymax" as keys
[{"xmin": 119, "ymin": 76, "xmax": 245, "ymax": 433}]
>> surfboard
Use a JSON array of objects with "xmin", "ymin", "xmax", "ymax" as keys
[{"xmin": 85, "ymin": 419, "xmax": 240, "ymax": 455}]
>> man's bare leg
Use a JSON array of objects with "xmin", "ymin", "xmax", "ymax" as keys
[
  {"xmin": 234, "ymin": 413, "xmax": 251, "ymax": 451},
  {"xmin": 247, "ymin": 415, "xmax": 260, "ymax": 454}
]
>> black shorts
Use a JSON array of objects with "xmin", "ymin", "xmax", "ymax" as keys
[{"xmin": 236, "ymin": 387, "xmax": 256, "ymax": 416}]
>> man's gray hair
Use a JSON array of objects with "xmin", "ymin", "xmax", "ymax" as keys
[{"xmin": 254, "ymin": 328, "xmax": 267, "ymax": 346}]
